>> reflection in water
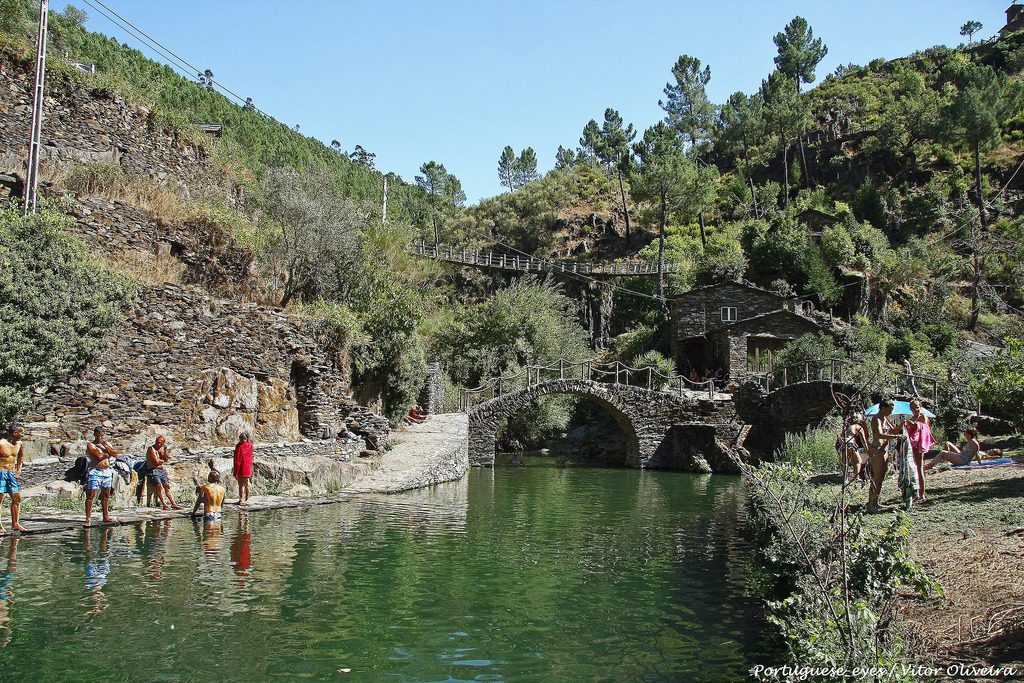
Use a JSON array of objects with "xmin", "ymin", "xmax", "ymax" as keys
[
  {"xmin": 0, "ymin": 537, "xmax": 17, "ymax": 647},
  {"xmin": 202, "ymin": 518, "xmax": 224, "ymax": 561},
  {"xmin": 230, "ymin": 514, "xmax": 252, "ymax": 587},
  {"xmin": 144, "ymin": 519, "xmax": 171, "ymax": 583},
  {"xmin": 0, "ymin": 464, "xmax": 764, "ymax": 681},
  {"xmin": 82, "ymin": 526, "xmax": 111, "ymax": 616}
]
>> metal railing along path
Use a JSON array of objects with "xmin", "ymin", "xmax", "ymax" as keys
[
  {"xmin": 456, "ymin": 358, "xmax": 719, "ymax": 412},
  {"xmin": 748, "ymin": 357, "xmax": 943, "ymax": 402},
  {"xmin": 411, "ymin": 242, "xmax": 685, "ymax": 277}
]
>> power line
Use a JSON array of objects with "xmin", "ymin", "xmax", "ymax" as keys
[
  {"xmin": 71, "ymin": 1, "xmax": 665, "ymax": 305},
  {"xmin": 80, "ymin": 0, "xmax": 275, "ymax": 121}
]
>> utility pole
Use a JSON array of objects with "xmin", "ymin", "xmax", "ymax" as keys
[
  {"xmin": 381, "ymin": 175, "xmax": 388, "ymax": 225},
  {"xmin": 24, "ymin": 0, "xmax": 49, "ymax": 216}
]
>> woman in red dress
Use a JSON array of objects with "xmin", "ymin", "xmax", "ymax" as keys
[{"xmin": 232, "ymin": 432, "xmax": 254, "ymax": 505}]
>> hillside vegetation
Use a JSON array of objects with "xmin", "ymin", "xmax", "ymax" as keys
[{"xmin": 2, "ymin": 3, "xmax": 1024, "ymax": 436}]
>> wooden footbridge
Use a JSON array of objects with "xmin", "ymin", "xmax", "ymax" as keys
[{"xmin": 410, "ymin": 242, "xmax": 685, "ymax": 277}]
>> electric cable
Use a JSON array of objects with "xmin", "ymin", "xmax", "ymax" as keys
[{"xmin": 80, "ymin": 0, "xmax": 275, "ymax": 121}]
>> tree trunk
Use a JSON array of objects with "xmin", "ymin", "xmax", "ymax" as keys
[
  {"xmin": 781, "ymin": 128, "xmax": 790, "ymax": 207},
  {"xmin": 968, "ymin": 248, "xmax": 981, "ymax": 331},
  {"xmin": 798, "ymin": 133, "xmax": 811, "ymax": 188},
  {"xmin": 698, "ymin": 212, "xmax": 707, "ymax": 249},
  {"xmin": 975, "ymin": 139, "xmax": 987, "ymax": 231},
  {"xmin": 743, "ymin": 136, "xmax": 758, "ymax": 217},
  {"xmin": 433, "ymin": 215, "xmax": 439, "ymax": 247},
  {"xmin": 657, "ymin": 197, "xmax": 667, "ymax": 300},
  {"xmin": 617, "ymin": 168, "xmax": 631, "ymax": 245}
]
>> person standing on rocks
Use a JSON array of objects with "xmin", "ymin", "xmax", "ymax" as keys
[
  {"xmin": 85, "ymin": 427, "xmax": 117, "ymax": 526},
  {"xmin": 0, "ymin": 424, "xmax": 27, "ymax": 533},
  {"xmin": 145, "ymin": 436, "xmax": 181, "ymax": 511},
  {"xmin": 232, "ymin": 433, "xmax": 253, "ymax": 505}
]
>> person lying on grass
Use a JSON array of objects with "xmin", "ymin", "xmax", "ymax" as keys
[{"xmin": 925, "ymin": 428, "xmax": 1003, "ymax": 469}]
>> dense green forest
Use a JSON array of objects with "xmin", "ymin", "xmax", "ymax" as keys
[{"xmin": 1, "ymin": 1, "xmax": 1023, "ymax": 437}]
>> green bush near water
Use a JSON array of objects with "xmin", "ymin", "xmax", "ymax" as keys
[
  {"xmin": 0, "ymin": 203, "xmax": 137, "ymax": 422},
  {"xmin": 746, "ymin": 459, "xmax": 940, "ymax": 680}
]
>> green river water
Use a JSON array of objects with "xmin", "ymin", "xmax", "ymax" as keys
[{"xmin": 0, "ymin": 458, "xmax": 766, "ymax": 681}]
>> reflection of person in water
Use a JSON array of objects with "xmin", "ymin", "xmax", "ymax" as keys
[
  {"xmin": 230, "ymin": 514, "xmax": 252, "ymax": 586},
  {"xmin": 82, "ymin": 526, "xmax": 112, "ymax": 615},
  {"xmin": 202, "ymin": 519, "xmax": 223, "ymax": 561},
  {"xmin": 0, "ymin": 536, "xmax": 18, "ymax": 647},
  {"xmin": 144, "ymin": 520, "xmax": 171, "ymax": 583}
]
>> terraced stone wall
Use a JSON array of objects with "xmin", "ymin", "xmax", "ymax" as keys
[{"xmin": 23, "ymin": 282, "xmax": 353, "ymax": 456}]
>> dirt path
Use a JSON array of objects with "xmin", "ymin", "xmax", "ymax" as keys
[{"xmin": 890, "ymin": 461, "xmax": 1024, "ymax": 674}]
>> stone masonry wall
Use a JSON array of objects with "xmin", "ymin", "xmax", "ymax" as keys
[
  {"xmin": 734, "ymin": 379, "xmax": 860, "ymax": 458},
  {"xmin": 24, "ymin": 282, "xmax": 352, "ymax": 455},
  {"xmin": 63, "ymin": 196, "xmax": 256, "ymax": 298},
  {"xmin": 418, "ymin": 362, "xmax": 446, "ymax": 415},
  {"xmin": 671, "ymin": 282, "xmax": 789, "ymax": 340},
  {"xmin": 0, "ymin": 51, "xmax": 235, "ymax": 200},
  {"xmin": 467, "ymin": 379, "xmax": 740, "ymax": 470}
]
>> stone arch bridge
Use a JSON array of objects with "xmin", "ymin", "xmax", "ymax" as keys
[
  {"xmin": 735, "ymin": 358, "xmax": 944, "ymax": 456},
  {"xmin": 460, "ymin": 361, "xmax": 740, "ymax": 471}
]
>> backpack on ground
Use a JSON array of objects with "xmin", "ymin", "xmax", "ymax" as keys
[{"xmin": 64, "ymin": 455, "xmax": 88, "ymax": 486}]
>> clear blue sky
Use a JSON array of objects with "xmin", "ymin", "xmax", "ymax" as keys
[{"xmin": 53, "ymin": 1, "xmax": 1009, "ymax": 203}]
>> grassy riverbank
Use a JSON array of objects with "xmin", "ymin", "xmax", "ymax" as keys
[{"xmin": 744, "ymin": 432, "xmax": 1023, "ymax": 681}]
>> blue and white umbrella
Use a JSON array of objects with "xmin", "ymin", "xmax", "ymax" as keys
[{"xmin": 865, "ymin": 400, "xmax": 935, "ymax": 418}]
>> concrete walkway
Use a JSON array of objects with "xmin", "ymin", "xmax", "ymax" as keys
[{"xmin": 1, "ymin": 413, "xmax": 469, "ymax": 537}]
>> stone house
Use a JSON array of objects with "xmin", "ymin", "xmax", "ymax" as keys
[
  {"xmin": 796, "ymin": 208, "xmax": 840, "ymax": 240},
  {"xmin": 669, "ymin": 281, "xmax": 825, "ymax": 382},
  {"xmin": 1004, "ymin": 3, "xmax": 1024, "ymax": 35}
]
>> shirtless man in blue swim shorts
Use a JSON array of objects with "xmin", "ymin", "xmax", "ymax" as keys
[
  {"xmin": 145, "ymin": 436, "xmax": 181, "ymax": 511},
  {"xmin": 0, "ymin": 424, "xmax": 27, "ymax": 533},
  {"xmin": 85, "ymin": 427, "xmax": 118, "ymax": 526}
]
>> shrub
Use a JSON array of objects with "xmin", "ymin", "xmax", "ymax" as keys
[
  {"xmin": 777, "ymin": 426, "xmax": 839, "ymax": 473},
  {"xmin": 976, "ymin": 337, "xmax": 1024, "ymax": 424},
  {"xmin": 820, "ymin": 223, "xmax": 855, "ymax": 267},
  {"xmin": 0, "ymin": 204, "xmax": 137, "ymax": 421},
  {"xmin": 630, "ymin": 350, "xmax": 677, "ymax": 389}
]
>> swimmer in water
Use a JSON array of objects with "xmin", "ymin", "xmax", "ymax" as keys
[{"xmin": 191, "ymin": 470, "xmax": 226, "ymax": 522}]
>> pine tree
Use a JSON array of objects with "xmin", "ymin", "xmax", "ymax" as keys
[
  {"xmin": 498, "ymin": 146, "xmax": 518, "ymax": 192},
  {"xmin": 516, "ymin": 147, "xmax": 539, "ymax": 186},
  {"xmin": 632, "ymin": 122, "xmax": 691, "ymax": 299},
  {"xmin": 659, "ymin": 55, "xmax": 714, "ymax": 150}
]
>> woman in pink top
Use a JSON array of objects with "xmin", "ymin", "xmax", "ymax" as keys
[
  {"xmin": 232, "ymin": 432, "xmax": 254, "ymax": 505},
  {"xmin": 905, "ymin": 400, "xmax": 934, "ymax": 501}
]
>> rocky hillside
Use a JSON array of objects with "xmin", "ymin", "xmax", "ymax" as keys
[{"xmin": 0, "ymin": 47, "xmax": 394, "ymax": 462}]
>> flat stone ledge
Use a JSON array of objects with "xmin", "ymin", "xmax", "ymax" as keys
[{"xmin": 2, "ymin": 414, "xmax": 469, "ymax": 537}]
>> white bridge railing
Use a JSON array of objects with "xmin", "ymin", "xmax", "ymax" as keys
[
  {"xmin": 412, "ymin": 242, "xmax": 685, "ymax": 277},
  {"xmin": 457, "ymin": 358, "xmax": 718, "ymax": 412}
]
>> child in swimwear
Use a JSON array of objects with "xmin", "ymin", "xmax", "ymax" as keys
[
  {"xmin": 835, "ymin": 413, "xmax": 869, "ymax": 482},
  {"xmin": 191, "ymin": 471, "xmax": 226, "ymax": 521}
]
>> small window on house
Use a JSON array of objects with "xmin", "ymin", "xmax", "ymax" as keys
[{"xmin": 721, "ymin": 306, "xmax": 737, "ymax": 322}]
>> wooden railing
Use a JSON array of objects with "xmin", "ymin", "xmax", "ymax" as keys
[
  {"xmin": 411, "ymin": 242, "xmax": 685, "ymax": 276},
  {"xmin": 457, "ymin": 358, "xmax": 719, "ymax": 412},
  {"xmin": 748, "ymin": 358, "xmax": 943, "ymax": 402}
]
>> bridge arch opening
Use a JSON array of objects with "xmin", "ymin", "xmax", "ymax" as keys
[
  {"xmin": 495, "ymin": 394, "xmax": 640, "ymax": 467},
  {"xmin": 468, "ymin": 381, "xmax": 645, "ymax": 468}
]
